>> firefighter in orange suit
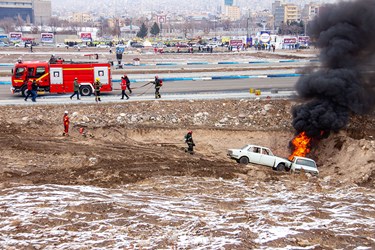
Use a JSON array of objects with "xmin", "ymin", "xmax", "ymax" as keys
[{"xmin": 63, "ymin": 111, "xmax": 70, "ymax": 136}]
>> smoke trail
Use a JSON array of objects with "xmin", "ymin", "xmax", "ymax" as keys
[{"xmin": 292, "ymin": 0, "xmax": 375, "ymax": 138}]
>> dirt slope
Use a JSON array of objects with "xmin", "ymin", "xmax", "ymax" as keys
[{"xmin": 0, "ymin": 98, "xmax": 374, "ymax": 189}]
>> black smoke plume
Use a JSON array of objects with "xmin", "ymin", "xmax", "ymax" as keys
[{"xmin": 292, "ymin": 0, "xmax": 375, "ymax": 138}]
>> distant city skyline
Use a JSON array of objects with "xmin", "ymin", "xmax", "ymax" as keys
[{"xmin": 51, "ymin": 0, "xmax": 341, "ymax": 17}]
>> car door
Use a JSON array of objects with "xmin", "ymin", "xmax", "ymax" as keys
[
  {"xmin": 259, "ymin": 148, "xmax": 276, "ymax": 167},
  {"xmin": 246, "ymin": 146, "xmax": 262, "ymax": 164}
]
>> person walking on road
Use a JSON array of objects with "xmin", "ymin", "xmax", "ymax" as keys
[
  {"xmin": 120, "ymin": 75, "xmax": 130, "ymax": 100},
  {"xmin": 184, "ymin": 130, "xmax": 195, "ymax": 154},
  {"xmin": 152, "ymin": 75, "xmax": 162, "ymax": 99},
  {"xmin": 93, "ymin": 77, "xmax": 102, "ymax": 102},
  {"xmin": 70, "ymin": 77, "xmax": 80, "ymax": 100},
  {"xmin": 24, "ymin": 79, "xmax": 33, "ymax": 101},
  {"xmin": 63, "ymin": 111, "xmax": 70, "ymax": 136},
  {"xmin": 31, "ymin": 79, "xmax": 38, "ymax": 102},
  {"xmin": 123, "ymin": 74, "xmax": 132, "ymax": 95}
]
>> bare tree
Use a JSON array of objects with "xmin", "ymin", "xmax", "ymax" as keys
[
  {"xmin": 48, "ymin": 17, "xmax": 61, "ymax": 34},
  {"xmin": 0, "ymin": 18, "xmax": 15, "ymax": 33},
  {"xmin": 222, "ymin": 19, "xmax": 231, "ymax": 31},
  {"xmin": 30, "ymin": 25, "xmax": 39, "ymax": 34},
  {"xmin": 16, "ymin": 14, "xmax": 24, "ymax": 32},
  {"xmin": 199, "ymin": 19, "xmax": 210, "ymax": 35},
  {"xmin": 182, "ymin": 20, "xmax": 194, "ymax": 38}
]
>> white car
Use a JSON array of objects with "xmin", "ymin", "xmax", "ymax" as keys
[
  {"xmin": 227, "ymin": 144, "xmax": 291, "ymax": 171},
  {"xmin": 207, "ymin": 43, "xmax": 219, "ymax": 48},
  {"xmin": 290, "ymin": 156, "xmax": 319, "ymax": 176},
  {"xmin": 15, "ymin": 42, "xmax": 31, "ymax": 47},
  {"xmin": 96, "ymin": 44, "xmax": 110, "ymax": 48},
  {"xmin": 56, "ymin": 43, "xmax": 68, "ymax": 48}
]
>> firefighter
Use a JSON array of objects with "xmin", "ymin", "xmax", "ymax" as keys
[
  {"xmin": 24, "ymin": 79, "xmax": 33, "ymax": 101},
  {"xmin": 93, "ymin": 77, "xmax": 102, "ymax": 102},
  {"xmin": 123, "ymin": 74, "xmax": 132, "ymax": 95},
  {"xmin": 31, "ymin": 79, "xmax": 38, "ymax": 102},
  {"xmin": 63, "ymin": 111, "xmax": 70, "ymax": 136},
  {"xmin": 152, "ymin": 75, "xmax": 162, "ymax": 99},
  {"xmin": 70, "ymin": 77, "xmax": 80, "ymax": 100},
  {"xmin": 184, "ymin": 130, "xmax": 195, "ymax": 154},
  {"xmin": 120, "ymin": 75, "xmax": 130, "ymax": 100}
]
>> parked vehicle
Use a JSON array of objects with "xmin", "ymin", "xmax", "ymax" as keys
[
  {"xmin": 11, "ymin": 58, "xmax": 113, "ymax": 97},
  {"xmin": 0, "ymin": 42, "xmax": 9, "ymax": 47},
  {"xmin": 15, "ymin": 42, "xmax": 31, "ymax": 47},
  {"xmin": 56, "ymin": 43, "xmax": 68, "ymax": 48},
  {"xmin": 205, "ymin": 43, "xmax": 219, "ymax": 48},
  {"xmin": 130, "ymin": 42, "xmax": 144, "ymax": 48},
  {"xmin": 290, "ymin": 156, "xmax": 319, "ymax": 176},
  {"xmin": 96, "ymin": 44, "xmax": 110, "ymax": 49},
  {"xmin": 175, "ymin": 43, "xmax": 189, "ymax": 48},
  {"xmin": 227, "ymin": 144, "xmax": 291, "ymax": 171}
]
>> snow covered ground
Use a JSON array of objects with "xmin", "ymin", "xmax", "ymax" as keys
[{"xmin": 1, "ymin": 176, "xmax": 374, "ymax": 249}]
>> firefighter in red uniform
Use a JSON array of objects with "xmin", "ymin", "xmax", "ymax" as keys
[
  {"xmin": 120, "ymin": 75, "xmax": 130, "ymax": 100},
  {"xmin": 63, "ymin": 111, "xmax": 70, "ymax": 136},
  {"xmin": 24, "ymin": 79, "xmax": 33, "ymax": 101}
]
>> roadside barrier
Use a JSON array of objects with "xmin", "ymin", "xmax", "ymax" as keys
[
  {"xmin": 120, "ymin": 59, "xmax": 318, "ymax": 67},
  {"xmin": 0, "ymin": 73, "xmax": 302, "ymax": 85}
]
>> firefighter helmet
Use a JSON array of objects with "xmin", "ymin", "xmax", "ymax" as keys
[
  {"xmin": 95, "ymin": 77, "xmax": 100, "ymax": 81},
  {"xmin": 64, "ymin": 110, "xmax": 68, "ymax": 114},
  {"xmin": 188, "ymin": 130, "xmax": 192, "ymax": 134}
]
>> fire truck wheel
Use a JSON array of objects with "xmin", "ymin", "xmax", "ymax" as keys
[
  {"xmin": 276, "ymin": 163, "xmax": 285, "ymax": 171},
  {"xmin": 239, "ymin": 156, "xmax": 249, "ymax": 165},
  {"xmin": 80, "ymin": 86, "xmax": 92, "ymax": 96},
  {"xmin": 21, "ymin": 85, "xmax": 28, "ymax": 97}
]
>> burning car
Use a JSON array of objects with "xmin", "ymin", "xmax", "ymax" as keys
[{"xmin": 289, "ymin": 156, "xmax": 319, "ymax": 176}]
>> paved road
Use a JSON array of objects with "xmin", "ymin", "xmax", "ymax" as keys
[{"xmin": 0, "ymin": 77, "xmax": 298, "ymax": 103}]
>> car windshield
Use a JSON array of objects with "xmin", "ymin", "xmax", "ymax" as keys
[
  {"xmin": 241, "ymin": 145, "xmax": 249, "ymax": 150},
  {"xmin": 296, "ymin": 158, "xmax": 317, "ymax": 168}
]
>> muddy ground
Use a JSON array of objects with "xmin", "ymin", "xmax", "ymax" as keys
[
  {"xmin": 1, "ymin": 98, "xmax": 374, "ymax": 188},
  {"xmin": 0, "ymin": 98, "xmax": 374, "ymax": 249}
]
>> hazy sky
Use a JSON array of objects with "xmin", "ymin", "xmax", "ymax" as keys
[{"xmin": 51, "ymin": 0, "xmax": 341, "ymax": 16}]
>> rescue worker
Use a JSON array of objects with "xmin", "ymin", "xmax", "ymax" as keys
[
  {"xmin": 93, "ymin": 77, "xmax": 102, "ymax": 102},
  {"xmin": 24, "ymin": 79, "xmax": 33, "ymax": 101},
  {"xmin": 63, "ymin": 111, "xmax": 70, "ymax": 136},
  {"xmin": 120, "ymin": 75, "xmax": 130, "ymax": 100},
  {"xmin": 152, "ymin": 75, "xmax": 162, "ymax": 99},
  {"xmin": 31, "ymin": 79, "xmax": 38, "ymax": 102},
  {"xmin": 70, "ymin": 77, "xmax": 80, "ymax": 100},
  {"xmin": 123, "ymin": 74, "xmax": 132, "ymax": 95},
  {"xmin": 184, "ymin": 130, "xmax": 195, "ymax": 154},
  {"xmin": 49, "ymin": 54, "xmax": 57, "ymax": 64}
]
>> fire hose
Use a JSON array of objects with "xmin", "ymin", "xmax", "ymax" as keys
[{"xmin": 113, "ymin": 81, "xmax": 154, "ymax": 96}]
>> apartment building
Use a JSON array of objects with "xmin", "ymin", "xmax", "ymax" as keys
[{"xmin": 0, "ymin": 0, "xmax": 51, "ymax": 25}]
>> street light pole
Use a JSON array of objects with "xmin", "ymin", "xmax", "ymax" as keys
[{"xmin": 246, "ymin": 17, "xmax": 249, "ymax": 41}]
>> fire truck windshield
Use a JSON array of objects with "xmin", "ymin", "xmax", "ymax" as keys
[{"xmin": 15, "ymin": 67, "xmax": 25, "ymax": 77}]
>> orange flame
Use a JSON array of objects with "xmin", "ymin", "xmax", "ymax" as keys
[{"xmin": 288, "ymin": 132, "xmax": 311, "ymax": 161}]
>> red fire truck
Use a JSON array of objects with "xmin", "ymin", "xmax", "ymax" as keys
[{"xmin": 11, "ymin": 58, "xmax": 113, "ymax": 96}]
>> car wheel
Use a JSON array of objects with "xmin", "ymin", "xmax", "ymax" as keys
[
  {"xmin": 80, "ymin": 85, "xmax": 92, "ymax": 96},
  {"xmin": 276, "ymin": 163, "xmax": 285, "ymax": 171},
  {"xmin": 239, "ymin": 157, "xmax": 249, "ymax": 165}
]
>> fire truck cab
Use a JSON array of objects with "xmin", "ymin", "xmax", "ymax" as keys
[{"xmin": 11, "ymin": 58, "xmax": 112, "ymax": 97}]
